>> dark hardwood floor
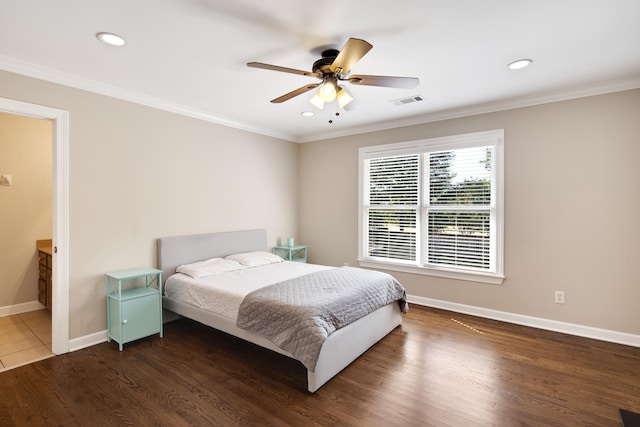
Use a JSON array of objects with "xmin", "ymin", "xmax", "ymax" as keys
[{"xmin": 1, "ymin": 305, "xmax": 638, "ymax": 426}]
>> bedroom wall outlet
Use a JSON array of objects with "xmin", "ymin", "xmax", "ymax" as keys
[{"xmin": 554, "ymin": 291, "xmax": 565, "ymax": 304}]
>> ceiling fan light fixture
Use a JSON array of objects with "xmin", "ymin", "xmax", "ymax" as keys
[
  {"xmin": 309, "ymin": 93, "xmax": 325, "ymax": 109},
  {"xmin": 248, "ymin": 37, "xmax": 419, "ymax": 115},
  {"xmin": 318, "ymin": 78, "xmax": 337, "ymax": 102},
  {"xmin": 336, "ymin": 87, "xmax": 353, "ymax": 108}
]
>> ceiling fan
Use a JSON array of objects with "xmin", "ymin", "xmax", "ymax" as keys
[{"xmin": 247, "ymin": 38, "xmax": 419, "ymax": 112}]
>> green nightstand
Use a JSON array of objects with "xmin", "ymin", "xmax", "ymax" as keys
[
  {"xmin": 273, "ymin": 245, "xmax": 307, "ymax": 262},
  {"xmin": 105, "ymin": 268, "xmax": 163, "ymax": 351}
]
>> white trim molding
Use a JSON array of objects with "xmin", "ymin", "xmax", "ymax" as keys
[
  {"xmin": 70, "ymin": 313, "xmax": 180, "ymax": 352},
  {"xmin": 358, "ymin": 130, "xmax": 505, "ymax": 284},
  {"xmin": 359, "ymin": 259, "xmax": 505, "ymax": 285},
  {"xmin": 0, "ymin": 55, "xmax": 294, "ymax": 142},
  {"xmin": 69, "ymin": 330, "xmax": 108, "ymax": 352},
  {"xmin": 409, "ymin": 295, "xmax": 640, "ymax": 348},
  {"xmin": 3, "ymin": 55, "xmax": 640, "ymax": 145},
  {"xmin": 0, "ymin": 97, "xmax": 70, "ymax": 355},
  {"xmin": 0, "ymin": 301, "xmax": 46, "ymax": 317}
]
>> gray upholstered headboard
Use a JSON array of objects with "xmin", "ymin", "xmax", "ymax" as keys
[{"xmin": 157, "ymin": 229, "xmax": 267, "ymax": 281}]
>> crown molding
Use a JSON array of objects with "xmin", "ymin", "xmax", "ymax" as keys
[
  {"xmin": 3, "ymin": 54, "xmax": 638, "ymax": 144},
  {"xmin": 297, "ymin": 75, "xmax": 640, "ymax": 143},
  {"xmin": 0, "ymin": 55, "xmax": 296, "ymax": 142}
]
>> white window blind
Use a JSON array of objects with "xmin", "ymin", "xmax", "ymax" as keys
[
  {"xmin": 366, "ymin": 154, "xmax": 418, "ymax": 262},
  {"xmin": 359, "ymin": 130, "xmax": 504, "ymax": 284},
  {"xmin": 426, "ymin": 147, "xmax": 493, "ymax": 271}
]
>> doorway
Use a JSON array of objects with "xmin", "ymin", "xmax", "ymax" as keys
[
  {"xmin": 0, "ymin": 97, "xmax": 69, "ymax": 359},
  {"xmin": 0, "ymin": 112, "xmax": 52, "ymax": 370}
]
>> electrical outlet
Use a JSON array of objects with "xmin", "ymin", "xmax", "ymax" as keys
[{"xmin": 554, "ymin": 291, "xmax": 565, "ymax": 304}]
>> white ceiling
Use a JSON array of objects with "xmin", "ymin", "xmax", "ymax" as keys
[{"xmin": 1, "ymin": 0, "xmax": 639, "ymax": 142}]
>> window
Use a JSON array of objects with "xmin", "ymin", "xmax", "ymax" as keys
[{"xmin": 359, "ymin": 130, "xmax": 504, "ymax": 284}]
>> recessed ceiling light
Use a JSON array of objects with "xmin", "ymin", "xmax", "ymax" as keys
[
  {"xmin": 301, "ymin": 111, "xmax": 314, "ymax": 117},
  {"xmin": 508, "ymin": 59, "xmax": 533, "ymax": 70},
  {"xmin": 96, "ymin": 32, "xmax": 126, "ymax": 47}
]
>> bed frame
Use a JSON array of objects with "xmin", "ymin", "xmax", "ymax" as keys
[{"xmin": 157, "ymin": 229, "xmax": 403, "ymax": 392}]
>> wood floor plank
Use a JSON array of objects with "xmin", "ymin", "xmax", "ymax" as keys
[{"xmin": 0, "ymin": 305, "xmax": 638, "ymax": 426}]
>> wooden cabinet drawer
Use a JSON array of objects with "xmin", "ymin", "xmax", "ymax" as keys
[
  {"xmin": 38, "ymin": 252, "xmax": 51, "ymax": 267},
  {"xmin": 37, "ymin": 249, "xmax": 53, "ymax": 310},
  {"xmin": 36, "ymin": 242, "xmax": 53, "ymax": 311},
  {"xmin": 38, "ymin": 279, "xmax": 47, "ymax": 306}
]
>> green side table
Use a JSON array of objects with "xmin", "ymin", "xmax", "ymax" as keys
[
  {"xmin": 105, "ymin": 267, "xmax": 163, "ymax": 351},
  {"xmin": 273, "ymin": 245, "xmax": 307, "ymax": 263}
]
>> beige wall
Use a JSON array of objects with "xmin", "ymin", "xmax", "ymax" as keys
[
  {"xmin": 0, "ymin": 112, "xmax": 52, "ymax": 307},
  {"xmin": 2, "ymin": 67, "xmax": 638, "ymax": 342},
  {"xmin": 1, "ymin": 71, "xmax": 299, "ymax": 339},
  {"xmin": 299, "ymin": 89, "xmax": 640, "ymax": 336}
]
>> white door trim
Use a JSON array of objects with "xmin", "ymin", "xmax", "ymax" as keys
[{"xmin": 0, "ymin": 97, "xmax": 69, "ymax": 354}]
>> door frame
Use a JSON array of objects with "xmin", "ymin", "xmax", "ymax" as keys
[{"xmin": 0, "ymin": 97, "xmax": 69, "ymax": 354}]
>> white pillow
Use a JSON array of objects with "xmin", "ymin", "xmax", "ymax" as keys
[
  {"xmin": 176, "ymin": 257, "xmax": 244, "ymax": 279},
  {"xmin": 225, "ymin": 251, "xmax": 284, "ymax": 267}
]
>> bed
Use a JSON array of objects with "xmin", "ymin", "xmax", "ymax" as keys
[{"xmin": 157, "ymin": 229, "xmax": 406, "ymax": 392}]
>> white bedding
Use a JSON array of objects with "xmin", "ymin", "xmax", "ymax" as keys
[{"xmin": 164, "ymin": 261, "xmax": 332, "ymax": 320}]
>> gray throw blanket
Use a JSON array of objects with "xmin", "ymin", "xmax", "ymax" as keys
[{"xmin": 236, "ymin": 266, "xmax": 408, "ymax": 371}]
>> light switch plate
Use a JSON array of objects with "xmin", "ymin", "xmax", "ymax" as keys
[{"xmin": 0, "ymin": 174, "xmax": 13, "ymax": 186}]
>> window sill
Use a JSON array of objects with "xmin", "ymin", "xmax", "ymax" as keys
[{"xmin": 357, "ymin": 259, "xmax": 505, "ymax": 285}]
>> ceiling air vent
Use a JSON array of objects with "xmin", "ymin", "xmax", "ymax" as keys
[{"xmin": 391, "ymin": 95, "xmax": 424, "ymax": 106}]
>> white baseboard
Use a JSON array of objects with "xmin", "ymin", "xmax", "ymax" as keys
[
  {"xmin": 0, "ymin": 302, "xmax": 108, "ymax": 352},
  {"xmin": 408, "ymin": 295, "xmax": 640, "ymax": 348},
  {"xmin": 0, "ymin": 300, "xmax": 46, "ymax": 317},
  {"xmin": 69, "ymin": 311, "xmax": 179, "ymax": 352},
  {"xmin": 69, "ymin": 330, "xmax": 107, "ymax": 352},
  {"xmin": 68, "ymin": 312, "xmax": 179, "ymax": 352},
  {"xmin": 59, "ymin": 296, "xmax": 640, "ymax": 353}
]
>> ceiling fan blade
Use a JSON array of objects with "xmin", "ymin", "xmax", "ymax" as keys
[
  {"xmin": 330, "ymin": 38, "xmax": 373, "ymax": 75},
  {"xmin": 347, "ymin": 75, "xmax": 420, "ymax": 89},
  {"xmin": 247, "ymin": 62, "xmax": 319, "ymax": 78},
  {"xmin": 271, "ymin": 83, "xmax": 320, "ymax": 103}
]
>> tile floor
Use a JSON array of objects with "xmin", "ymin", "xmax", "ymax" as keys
[{"xmin": 0, "ymin": 309, "xmax": 53, "ymax": 372}]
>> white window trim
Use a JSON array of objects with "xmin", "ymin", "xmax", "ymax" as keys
[{"xmin": 358, "ymin": 129, "xmax": 505, "ymax": 285}]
